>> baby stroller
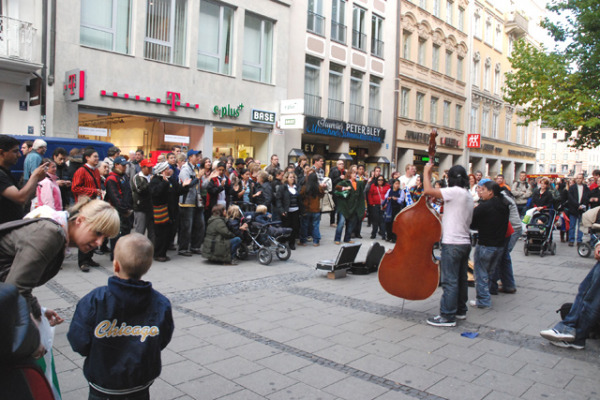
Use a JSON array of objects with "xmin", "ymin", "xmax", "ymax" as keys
[
  {"xmin": 237, "ymin": 213, "xmax": 292, "ymax": 265},
  {"xmin": 523, "ymin": 208, "xmax": 557, "ymax": 257},
  {"xmin": 578, "ymin": 206, "xmax": 600, "ymax": 258}
]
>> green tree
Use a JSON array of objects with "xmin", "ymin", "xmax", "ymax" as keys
[{"xmin": 504, "ymin": 0, "xmax": 600, "ymax": 149}]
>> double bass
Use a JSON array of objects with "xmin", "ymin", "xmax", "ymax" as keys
[{"xmin": 378, "ymin": 129, "xmax": 442, "ymax": 300}]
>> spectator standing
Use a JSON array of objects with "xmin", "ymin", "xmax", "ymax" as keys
[
  {"xmin": 20, "ymin": 140, "xmax": 33, "ymax": 157},
  {"xmin": 230, "ymin": 158, "xmax": 246, "ymax": 181},
  {"xmin": 468, "ymin": 174, "xmax": 479, "ymax": 202},
  {"xmin": 127, "ymin": 149, "xmax": 144, "ymax": 181},
  {"xmin": 23, "ymin": 139, "xmax": 46, "ymax": 184},
  {"xmin": 495, "ymin": 174, "xmax": 511, "ymax": 191},
  {"xmin": 278, "ymin": 171, "xmax": 301, "ymax": 249},
  {"xmin": 311, "ymin": 154, "xmax": 327, "ymax": 184},
  {"xmin": 102, "ymin": 146, "xmax": 121, "ymax": 170},
  {"xmin": 399, "ymin": 164, "xmax": 417, "ymax": 190},
  {"xmin": 171, "ymin": 145, "xmax": 182, "ymax": 156},
  {"xmin": 567, "ymin": 173, "xmax": 590, "ymax": 247},
  {"xmin": 265, "ymin": 154, "xmax": 280, "ymax": 176},
  {"xmin": 53, "ymin": 147, "xmax": 72, "ymax": 207},
  {"xmin": 150, "ymin": 162, "xmax": 174, "ymax": 262},
  {"xmin": 178, "ymin": 150, "xmax": 204, "ymax": 257},
  {"xmin": 206, "ymin": 162, "xmax": 232, "ymax": 215},
  {"xmin": 383, "ymin": 179, "xmax": 405, "ymax": 242},
  {"xmin": 490, "ymin": 188, "xmax": 521, "ymax": 295},
  {"xmin": 368, "ymin": 176, "xmax": 390, "ymax": 240},
  {"xmin": 131, "ymin": 159, "xmax": 155, "ymax": 244},
  {"xmin": 0, "ymin": 136, "xmax": 47, "ymax": 223},
  {"xmin": 104, "ymin": 156, "xmax": 133, "ymax": 261},
  {"xmin": 295, "ymin": 155, "xmax": 308, "ymax": 181},
  {"xmin": 587, "ymin": 169, "xmax": 600, "ymax": 210},
  {"xmin": 299, "ymin": 173, "xmax": 324, "ymax": 246},
  {"xmin": 270, "ymin": 169, "xmax": 285, "ymax": 221},
  {"xmin": 328, "ymin": 160, "xmax": 346, "ymax": 226},
  {"xmin": 252, "ymin": 171, "xmax": 273, "ymax": 210},
  {"xmin": 512, "ymin": 171, "xmax": 532, "ymax": 217},
  {"xmin": 334, "ymin": 169, "xmax": 366, "ymax": 244}
]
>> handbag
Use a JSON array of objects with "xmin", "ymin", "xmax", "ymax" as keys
[
  {"xmin": 334, "ymin": 190, "xmax": 349, "ymax": 199},
  {"xmin": 321, "ymin": 192, "xmax": 334, "ymax": 212}
]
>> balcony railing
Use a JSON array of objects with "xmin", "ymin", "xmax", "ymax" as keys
[
  {"xmin": 505, "ymin": 11, "xmax": 528, "ymax": 37},
  {"xmin": 307, "ymin": 11, "xmax": 325, "ymax": 36},
  {"xmin": 304, "ymin": 93, "xmax": 322, "ymax": 117},
  {"xmin": 371, "ymin": 38, "xmax": 384, "ymax": 58},
  {"xmin": 352, "ymin": 30, "xmax": 367, "ymax": 52},
  {"xmin": 0, "ymin": 16, "xmax": 36, "ymax": 62},
  {"xmin": 368, "ymin": 108, "xmax": 381, "ymax": 127},
  {"xmin": 331, "ymin": 21, "xmax": 347, "ymax": 44},
  {"xmin": 349, "ymin": 104, "xmax": 364, "ymax": 124},
  {"xmin": 328, "ymin": 98, "xmax": 344, "ymax": 120}
]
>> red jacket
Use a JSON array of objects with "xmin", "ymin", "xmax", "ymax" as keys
[
  {"xmin": 72, "ymin": 165, "xmax": 102, "ymax": 201},
  {"xmin": 368, "ymin": 183, "xmax": 390, "ymax": 206}
]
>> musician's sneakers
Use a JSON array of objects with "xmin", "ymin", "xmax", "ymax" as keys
[
  {"xmin": 455, "ymin": 314, "xmax": 467, "ymax": 320},
  {"xmin": 426, "ymin": 315, "xmax": 456, "ymax": 327},
  {"xmin": 540, "ymin": 327, "xmax": 576, "ymax": 342},
  {"xmin": 549, "ymin": 340, "xmax": 584, "ymax": 350}
]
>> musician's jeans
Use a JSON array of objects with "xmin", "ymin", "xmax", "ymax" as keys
[
  {"xmin": 474, "ymin": 244, "xmax": 504, "ymax": 308},
  {"xmin": 439, "ymin": 243, "xmax": 471, "ymax": 320},
  {"xmin": 554, "ymin": 261, "xmax": 600, "ymax": 346}
]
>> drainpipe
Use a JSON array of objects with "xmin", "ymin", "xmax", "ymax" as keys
[
  {"xmin": 392, "ymin": 0, "xmax": 401, "ymax": 169},
  {"xmin": 47, "ymin": 0, "xmax": 56, "ymax": 87},
  {"xmin": 40, "ymin": 0, "xmax": 47, "ymax": 135}
]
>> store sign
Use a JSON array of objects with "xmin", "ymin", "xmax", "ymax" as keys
[
  {"xmin": 467, "ymin": 134, "xmax": 481, "ymax": 148},
  {"xmin": 100, "ymin": 90, "xmax": 200, "ymax": 112},
  {"xmin": 79, "ymin": 126, "xmax": 108, "ymax": 137},
  {"xmin": 280, "ymin": 99, "xmax": 304, "ymax": 114},
  {"xmin": 280, "ymin": 115, "xmax": 304, "ymax": 130},
  {"xmin": 405, "ymin": 130, "xmax": 430, "ymax": 144},
  {"xmin": 164, "ymin": 134, "xmax": 190, "ymax": 144},
  {"xmin": 413, "ymin": 154, "xmax": 440, "ymax": 165},
  {"xmin": 64, "ymin": 69, "xmax": 86, "ymax": 102},
  {"xmin": 305, "ymin": 117, "xmax": 385, "ymax": 143},
  {"xmin": 508, "ymin": 149, "xmax": 536, "ymax": 158},
  {"xmin": 250, "ymin": 109, "xmax": 276, "ymax": 125},
  {"xmin": 213, "ymin": 103, "xmax": 244, "ymax": 119},
  {"xmin": 440, "ymin": 137, "xmax": 460, "ymax": 148}
]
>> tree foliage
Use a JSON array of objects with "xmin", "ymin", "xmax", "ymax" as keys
[{"xmin": 504, "ymin": 0, "xmax": 600, "ymax": 149}]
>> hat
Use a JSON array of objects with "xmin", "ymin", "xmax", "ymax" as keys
[
  {"xmin": 478, "ymin": 178, "xmax": 492, "ymax": 186},
  {"xmin": 187, "ymin": 149, "xmax": 201, "ymax": 157},
  {"xmin": 140, "ymin": 159, "xmax": 154, "ymax": 168},
  {"xmin": 113, "ymin": 156, "xmax": 129, "ymax": 166},
  {"xmin": 154, "ymin": 161, "xmax": 169, "ymax": 174},
  {"xmin": 235, "ymin": 158, "xmax": 245, "ymax": 166}
]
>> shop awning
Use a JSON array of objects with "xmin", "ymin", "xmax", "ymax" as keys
[
  {"xmin": 365, "ymin": 156, "xmax": 391, "ymax": 164},
  {"xmin": 288, "ymin": 148, "xmax": 305, "ymax": 157},
  {"xmin": 329, "ymin": 153, "xmax": 353, "ymax": 161}
]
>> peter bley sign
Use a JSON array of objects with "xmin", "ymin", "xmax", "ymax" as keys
[{"xmin": 304, "ymin": 116, "xmax": 385, "ymax": 143}]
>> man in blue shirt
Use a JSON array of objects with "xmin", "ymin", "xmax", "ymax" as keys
[{"xmin": 23, "ymin": 139, "xmax": 47, "ymax": 183}]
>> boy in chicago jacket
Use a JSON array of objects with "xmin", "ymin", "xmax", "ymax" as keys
[{"xmin": 68, "ymin": 233, "xmax": 174, "ymax": 399}]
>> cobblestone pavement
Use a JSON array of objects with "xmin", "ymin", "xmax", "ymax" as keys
[{"xmin": 39, "ymin": 221, "xmax": 600, "ymax": 400}]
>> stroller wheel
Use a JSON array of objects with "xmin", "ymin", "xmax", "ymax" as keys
[
  {"xmin": 523, "ymin": 243, "xmax": 529, "ymax": 256},
  {"xmin": 258, "ymin": 248, "xmax": 273, "ymax": 265},
  {"xmin": 236, "ymin": 244, "xmax": 249, "ymax": 260},
  {"xmin": 276, "ymin": 244, "xmax": 291, "ymax": 261},
  {"xmin": 578, "ymin": 242, "xmax": 592, "ymax": 258},
  {"xmin": 550, "ymin": 242, "xmax": 557, "ymax": 256}
]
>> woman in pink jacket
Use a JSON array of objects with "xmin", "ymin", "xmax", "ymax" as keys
[{"xmin": 36, "ymin": 158, "xmax": 63, "ymax": 211}]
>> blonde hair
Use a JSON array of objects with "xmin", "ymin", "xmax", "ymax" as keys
[
  {"xmin": 255, "ymin": 205, "xmax": 268, "ymax": 214},
  {"xmin": 114, "ymin": 233, "xmax": 154, "ymax": 280},
  {"xmin": 227, "ymin": 204, "xmax": 242, "ymax": 219},
  {"xmin": 256, "ymin": 171, "xmax": 269, "ymax": 183},
  {"xmin": 176, "ymin": 153, "xmax": 186, "ymax": 163},
  {"xmin": 68, "ymin": 198, "xmax": 120, "ymax": 238}
]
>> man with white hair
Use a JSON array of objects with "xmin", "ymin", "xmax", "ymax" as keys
[{"xmin": 23, "ymin": 139, "xmax": 47, "ymax": 184}]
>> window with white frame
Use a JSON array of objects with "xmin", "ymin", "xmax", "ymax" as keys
[
  {"xmin": 420, "ymin": 0, "xmax": 427, "ymax": 10},
  {"xmin": 446, "ymin": 1, "xmax": 453, "ymax": 25},
  {"xmin": 455, "ymin": 104, "xmax": 462, "ymax": 130},
  {"xmin": 516, "ymin": 124, "xmax": 522, "ymax": 143},
  {"xmin": 81, "ymin": 0, "xmax": 131, "ymax": 54},
  {"xmin": 473, "ymin": 12, "xmax": 481, "ymax": 39},
  {"xmin": 433, "ymin": 0, "xmax": 440, "ymax": 18},
  {"xmin": 470, "ymin": 107, "xmax": 478, "ymax": 133},
  {"xmin": 197, "ymin": 1, "xmax": 234, "ymax": 75},
  {"xmin": 331, "ymin": 0, "xmax": 346, "ymax": 43},
  {"xmin": 481, "ymin": 110, "xmax": 489, "ymax": 136},
  {"xmin": 430, "ymin": 97, "xmax": 438, "ymax": 124},
  {"xmin": 369, "ymin": 76, "xmax": 382, "ymax": 126},
  {"xmin": 307, "ymin": 0, "xmax": 325, "ymax": 35},
  {"xmin": 349, "ymin": 70, "xmax": 364, "ymax": 123},
  {"xmin": 484, "ymin": 62, "xmax": 491, "ymax": 91},
  {"xmin": 402, "ymin": 30, "xmax": 412, "ymax": 60},
  {"xmin": 328, "ymin": 64, "xmax": 344, "ymax": 119},
  {"xmin": 492, "ymin": 113, "xmax": 499, "ymax": 138},
  {"xmin": 400, "ymin": 87, "xmax": 410, "ymax": 118},
  {"xmin": 505, "ymin": 117, "xmax": 511, "ymax": 140},
  {"xmin": 418, "ymin": 38, "xmax": 426, "ymax": 66},
  {"xmin": 494, "ymin": 66, "xmax": 501, "ymax": 95},
  {"xmin": 144, "ymin": 0, "xmax": 187, "ymax": 65},
  {"xmin": 443, "ymin": 101, "xmax": 451, "ymax": 127},
  {"xmin": 458, "ymin": 7, "xmax": 465, "ymax": 31},
  {"xmin": 485, "ymin": 19, "xmax": 492, "ymax": 44},
  {"xmin": 457, "ymin": 56, "xmax": 463, "ymax": 81},
  {"xmin": 242, "ymin": 13, "xmax": 273, "ymax": 83},
  {"xmin": 495, "ymin": 24, "xmax": 502, "ymax": 51},
  {"xmin": 416, "ymin": 92, "xmax": 425, "ymax": 121},
  {"xmin": 508, "ymin": 35, "xmax": 514, "ymax": 55},
  {"xmin": 432, "ymin": 44, "xmax": 440, "ymax": 72},
  {"xmin": 304, "ymin": 56, "xmax": 321, "ymax": 116},
  {"xmin": 472, "ymin": 58, "xmax": 480, "ymax": 86},
  {"xmin": 352, "ymin": 6, "xmax": 367, "ymax": 51},
  {"xmin": 371, "ymin": 14, "xmax": 384, "ymax": 58},
  {"xmin": 445, "ymin": 50, "xmax": 452, "ymax": 76}
]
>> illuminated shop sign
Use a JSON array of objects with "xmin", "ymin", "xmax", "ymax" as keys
[
  {"xmin": 305, "ymin": 116, "xmax": 385, "ymax": 143},
  {"xmin": 64, "ymin": 69, "xmax": 86, "ymax": 102},
  {"xmin": 100, "ymin": 90, "xmax": 199, "ymax": 112}
]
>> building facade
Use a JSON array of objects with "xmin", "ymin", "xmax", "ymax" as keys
[{"xmin": 537, "ymin": 127, "xmax": 600, "ymax": 177}]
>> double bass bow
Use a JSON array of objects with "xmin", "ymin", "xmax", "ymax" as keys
[{"xmin": 378, "ymin": 129, "xmax": 442, "ymax": 300}]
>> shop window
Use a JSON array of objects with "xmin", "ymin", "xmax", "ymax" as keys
[
  {"xmin": 307, "ymin": 0, "xmax": 325, "ymax": 36},
  {"xmin": 352, "ymin": 6, "xmax": 367, "ymax": 51},
  {"xmin": 243, "ymin": 13, "xmax": 273, "ymax": 83},
  {"xmin": 430, "ymin": 97, "xmax": 438, "ymax": 124},
  {"xmin": 331, "ymin": 0, "xmax": 346, "ymax": 44},
  {"xmin": 144, "ymin": 0, "xmax": 187, "ymax": 66},
  {"xmin": 371, "ymin": 14, "xmax": 384, "ymax": 58},
  {"xmin": 197, "ymin": 1, "xmax": 234, "ymax": 75},
  {"xmin": 81, "ymin": 0, "xmax": 131, "ymax": 54},
  {"xmin": 328, "ymin": 64, "xmax": 344, "ymax": 120},
  {"xmin": 349, "ymin": 70, "xmax": 364, "ymax": 124},
  {"xmin": 369, "ymin": 76, "xmax": 382, "ymax": 126},
  {"xmin": 305, "ymin": 56, "xmax": 322, "ymax": 116}
]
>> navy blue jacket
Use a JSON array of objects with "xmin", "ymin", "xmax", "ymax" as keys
[{"xmin": 67, "ymin": 276, "xmax": 174, "ymax": 391}]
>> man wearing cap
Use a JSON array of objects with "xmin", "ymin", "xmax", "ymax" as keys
[
  {"xmin": 230, "ymin": 158, "xmax": 245, "ymax": 181},
  {"xmin": 23, "ymin": 139, "xmax": 47, "ymax": 184},
  {"xmin": 178, "ymin": 149, "xmax": 204, "ymax": 256},
  {"xmin": 132, "ymin": 159, "xmax": 155, "ymax": 244},
  {"xmin": 104, "ymin": 156, "xmax": 133, "ymax": 260}
]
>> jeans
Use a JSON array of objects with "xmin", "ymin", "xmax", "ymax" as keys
[
  {"xmin": 473, "ymin": 244, "xmax": 504, "ymax": 308},
  {"xmin": 369, "ymin": 205, "xmax": 386, "ymax": 239},
  {"xmin": 568, "ymin": 213, "xmax": 584, "ymax": 243},
  {"xmin": 555, "ymin": 261, "xmax": 600, "ymax": 346},
  {"xmin": 490, "ymin": 231, "xmax": 520, "ymax": 293},
  {"xmin": 230, "ymin": 236, "xmax": 242, "ymax": 258},
  {"xmin": 439, "ymin": 243, "xmax": 472, "ymax": 319},
  {"xmin": 109, "ymin": 213, "xmax": 133, "ymax": 260},
  {"xmin": 335, "ymin": 213, "xmax": 356, "ymax": 242},
  {"xmin": 178, "ymin": 207, "xmax": 205, "ymax": 252},
  {"xmin": 301, "ymin": 212, "xmax": 321, "ymax": 244}
]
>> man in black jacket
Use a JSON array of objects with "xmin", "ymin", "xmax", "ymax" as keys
[
  {"xmin": 105, "ymin": 156, "xmax": 133, "ymax": 260},
  {"xmin": 567, "ymin": 173, "xmax": 590, "ymax": 246},
  {"xmin": 328, "ymin": 160, "xmax": 345, "ymax": 226}
]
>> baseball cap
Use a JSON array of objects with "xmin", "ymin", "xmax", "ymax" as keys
[
  {"xmin": 235, "ymin": 158, "xmax": 245, "ymax": 166},
  {"xmin": 478, "ymin": 178, "xmax": 492, "ymax": 186},
  {"xmin": 113, "ymin": 156, "xmax": 129, "ymax": 165},
  {"xmin": 187, "ymin": 149, "xmax": 201, "ymax": 157},
  {"xmin": 140, "ymin": 159, "xmax": 154, "ymax": 168}
]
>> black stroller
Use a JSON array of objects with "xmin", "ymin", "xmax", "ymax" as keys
[
  {"xmin": 236, "ymin": 213, "xmax": 292, "ymax": 265},
  {"xmin": 524, "ymin": 208, "xmax": 557, "ymax": 257}
]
